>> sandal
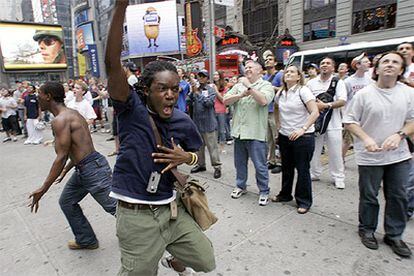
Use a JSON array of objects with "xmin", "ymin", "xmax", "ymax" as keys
[{"xmin": 297, "ymin": 207, "xmax": 309, "ymax": 214}]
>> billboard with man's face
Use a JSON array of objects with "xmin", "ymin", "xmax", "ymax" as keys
[
  {"xmin": 0, "ymin": 22, "xmax": 67, "ymax": 70},
  {"xmin": 126, "ymin": 0, "xmax": 179, "ymax": 57}
]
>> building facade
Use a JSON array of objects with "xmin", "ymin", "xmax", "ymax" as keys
[{"xmin": 288, "ymin": 0, "xmax": 414, "ymax": 50}]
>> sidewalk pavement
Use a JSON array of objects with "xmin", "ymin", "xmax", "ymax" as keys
[{"xmin": 1, "ymin": 130, "xmax": 413, "ymax": 276}]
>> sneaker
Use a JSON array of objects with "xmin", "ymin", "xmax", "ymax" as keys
[
  {"xmin": 271, "ymin": 165, "xmax": 282, "ymax": 174},
  {"xmin": 358, "ymin": 232, "xmax": 378, "ymax": 250},
  {"xmin": 24, "ymin": 140, "xmax": 31, "ymax": 145},
  {"xmin": 161, "ymin": 256, "xmax": 196, "ymax": 276},
  {"xmin": 383, "ymin": 236, "xmax": 412, "ymax": 258},
  {"xmin": 259, "ymin": 194, "xmax": 269, "ymax": 206},
  {"xmin": 230, "ymin": 187, "xmax": 247, "ymax": 199},
  {"xmin": 2, "ymin": 137, "xmax": 11, "ymax": 143},
  {"xmin": 311, "ymin": 174, "xmax": 320, "ymax": 181},
  {"xmin": 226, "ymin": 140, "xmax": 233, "ymax": 145},
  {"xmin": 335, "ymin": 181, "xmax": 345, "ymax": 189},
  {"xmin": 213, "ymin": 168, "xmax": 221, "ymax": 179},
  {"xmin": 12, "ymin": 137, "xmax": 17, "ymax": 142},
  {"xmin": 67, "ymin": 240, "xmax": 99, "ymax": 250}
]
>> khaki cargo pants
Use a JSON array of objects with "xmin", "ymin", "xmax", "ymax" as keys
[{"xmin": 116, "ymin": 198, "xmax": 216, "ymax": 275}]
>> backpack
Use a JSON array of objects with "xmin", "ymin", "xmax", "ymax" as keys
[{"xmin": 314, "ymin": 77, "xmax": 339, "ymax": 134}]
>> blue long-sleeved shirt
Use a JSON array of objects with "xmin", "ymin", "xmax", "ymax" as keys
[{"xmin": 188, "ymin": 84, "xmax": 217, "ymax": 133}]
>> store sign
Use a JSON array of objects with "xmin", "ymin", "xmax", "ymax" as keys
[
  {"xmin": 221, "ymin": 37, "xmax": 239, "ymax": 46},
  {"xmin": 214, "ymin": 26, "xmax": 225, "ymax": 38},
  {"xmin": 88, "ymin": 44, "xmax": 100, "ymax": 77}
]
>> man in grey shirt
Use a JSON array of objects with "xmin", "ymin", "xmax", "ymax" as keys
[{"xmin": 344, "ymin": 52, "xmax": 414, "ymax": 258}]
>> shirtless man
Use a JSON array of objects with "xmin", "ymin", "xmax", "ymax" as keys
[{"xmin": 28, "ymin": 81, "xmax": 117, "ymax": 250}]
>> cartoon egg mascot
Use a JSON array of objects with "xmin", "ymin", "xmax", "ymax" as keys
[{"xmin": 143, "ymin": 6, "xmax": 160, "ymax": 48}]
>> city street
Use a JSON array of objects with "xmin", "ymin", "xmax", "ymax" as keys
[{"xmin": 1, "ymin": 129, "xmax": 413, "ymax": 276}]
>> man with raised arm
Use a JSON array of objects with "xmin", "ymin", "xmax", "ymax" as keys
[
  {"xmin": 28, "ymin": 82, "xmax": 116, "ymax": 250},
  {"xmin": 105, "ymin": 1, "xmax": 215, "ymax": 275}
]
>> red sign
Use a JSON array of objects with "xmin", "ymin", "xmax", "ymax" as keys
[
  {"xmin": 221, "ymin": 37, "xmax": 239, "ymax": 46},
  {"xmin": 214, "ymin": 26, "xmax": 225, "ymax": 38},
  {"xmin": 279, "ymin": 40, "xmax": 294, "ymax": 46}
]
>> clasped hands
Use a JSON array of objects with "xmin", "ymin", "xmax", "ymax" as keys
[{"xmin": 363, "ymin": 134, "xmax": 402, "ymax": 152}]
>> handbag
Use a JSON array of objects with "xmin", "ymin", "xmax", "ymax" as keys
[
  {"xmin": 314, "ymin": 77, "xmax": 339, "ymax": 134},
  {"xmin": 148, "ymin": 115, "xmax": 218, "ymax": 231}
]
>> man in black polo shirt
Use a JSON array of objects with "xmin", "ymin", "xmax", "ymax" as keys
[
  {"xmin": 23, "ymin": 85, "xmax": 43, "ymax": 145},
  {"xmin": 105, "ymin": 1, "xmax": 215, "ymax": 275}
]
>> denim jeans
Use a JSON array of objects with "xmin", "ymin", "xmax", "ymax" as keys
[
  {"xmin": 225, "ymin": 112, "xmax": 232, "ymax": 140},
  {"xmin": 216, "ymin": 113, "xmax": 227, "ymax": 143},
  {"xmin": 234, "ymin": 139, "xmax": 269, "ymax": 195},
  {"xmin": 277, "ymin": 133, "xmax": 315, "ymax": 208},
  {"xmin": 59, "ymin": 152, "xmax": 117, "ymax": 246},
  {"xmin": 405, "ymin": 158, "xmax": 414, "ymax": 217},
  {"xmin": 358, "ymin": 160, "xmax": 410, "ymax": 239}
]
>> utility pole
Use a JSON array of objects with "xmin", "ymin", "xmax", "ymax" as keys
[{"xmin": 208, "ymin": 0, "xmax": 216, "ymax": 80}]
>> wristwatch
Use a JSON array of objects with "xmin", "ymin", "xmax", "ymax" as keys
[
  {"xmin": 327, "ymin": 103, "xmax": 333, "ymax": 109},
  {"xmin": 396, "ymin": 130, "xmax": 407, "ymax": 139}
]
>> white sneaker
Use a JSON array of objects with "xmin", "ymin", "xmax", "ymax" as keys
[
  {"xmin": 230, "ymin": 187, "xmax": 247, "ymax": 199},
  {"xmin": 24, "ymin": 140, "xmax": 31, "ymax": 145},
  {"xmin": 259, "ymin": 194, "xmax": 269, "ymax": 206},
  {"xmin": 335, "ymin": 181, "xmax": 345, "ymax": 189},
  {"xmin": 226, "ymin": 140, "xmax": 233, "ymax": 145}
]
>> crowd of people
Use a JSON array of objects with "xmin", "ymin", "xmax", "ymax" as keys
[{"xmin": 3, "ymin": 2, "xmax": 413, "ymax": 273}]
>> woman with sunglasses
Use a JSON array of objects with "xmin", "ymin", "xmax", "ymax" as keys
[{"xmin": 271, "ymin": 65, "xmax": 319, "ymax": 214}]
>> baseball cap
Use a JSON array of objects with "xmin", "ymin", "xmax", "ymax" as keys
[
  {"xmin": 262, "ymin": 50, "xmax": 274, "ymax": 60},
  {"xmin": 197, "ymin": 69, "xmax": 209, "ymax": 78},
  {"xmin": 308, "ymin": 63, "xmax": 319, "ymax": 70},
  {"xmin": 123, "ymin": 61, "xmax": 138, "ymax": 72},
  {"xmin": 33, "ymin": 30, "xmax": 63, "ymax": 42},
  {"xmin": 351, "ymin": 52, "xmax": 367, "ymax": 70}
]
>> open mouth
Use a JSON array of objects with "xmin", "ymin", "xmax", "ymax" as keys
[{"xmin": 162, "ymin": 104, "xmax": 174, "ymax": 116}]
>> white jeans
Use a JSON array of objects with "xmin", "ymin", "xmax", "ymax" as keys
[
  {"xmin": 25, "ymin": 119, "xmax": 43, "ymax": 144},
  {"xmin": 310, "ymin": 129, "xmax": 345, "ymax": 182}
]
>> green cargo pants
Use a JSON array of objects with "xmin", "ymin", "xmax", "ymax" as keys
[{"xmin": 116, "ymin": 198, "xmax": 216, "ymax": 275}]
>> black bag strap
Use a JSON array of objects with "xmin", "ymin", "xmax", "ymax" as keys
[
  {"xmin": 326, "ymin": 76, "xmax": 339, "ymax": 98},
  {"xmin": 147, "ymin": 114, "xmax": 188, "ymax": 189},
  {"xmin": 267, "ymin": 73, "xmax": 277, "ymax": 84}
]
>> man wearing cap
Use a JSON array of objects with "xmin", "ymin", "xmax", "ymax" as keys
[
  {"xmin": 33, "ymin": 30, "xmax": 66, "ymax": 64},
  {"xmin": 337, "ymin": 63, "xmax": 349, "ymax": 80},
  {"xmin": 342, "ymin": 53, "xmax": 373, "ymax": 160},
  {"xmin": 305, "ymin": 63, "xmax": 319, "ymax": 84},
  {"xmin": 188, "ymin": 69, "xmax": 222, "ymax": 179},
  {"xmin": 123, "ymin": 62, "xmax": 139, "ymax": 87},
  {"xmin": 262, "ymin": 50, "xmax": 283, "ymax": 174}
]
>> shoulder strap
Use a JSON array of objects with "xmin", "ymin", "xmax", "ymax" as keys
[
  {"xmin": 267, "ymin": 73, "xmax": 276, "ymax": 84},
  {"xmin": 147, "ymin": 115, "xmax": 188, "ymax": 188},
  {"xmin": 326, "ymin": 76, "xmax": 339, "ymax": 97}
]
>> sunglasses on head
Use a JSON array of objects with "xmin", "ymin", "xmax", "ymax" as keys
[{"xmin": 38, "ymin": 36, "xmax": 57, "ymax": 46}]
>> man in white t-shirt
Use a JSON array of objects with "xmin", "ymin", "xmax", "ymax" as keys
[
  {"xmin": 67, "ymin": 81, "xmax": 97, "ymax": 125},
  {"xmin": 344, "ymin": 52, "xmax": 414, "ymax": 258},
  {"xmin": 342, "ymin": 53, "xmax": 374, "ymax": 159},
  {"xmin": 307, "ymin": 57, "xmax": 347, "ymax": 189},
  {"xmin": 397, "ymin": 42, "xmax": 414, "ymax": 87}
]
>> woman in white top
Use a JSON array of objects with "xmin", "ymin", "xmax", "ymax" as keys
[{"xmin": 271, "ymin": 65, "xmax": 319, "ymax": 214}]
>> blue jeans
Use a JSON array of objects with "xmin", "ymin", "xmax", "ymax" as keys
[
  {"xmin": 358, "ymin": 160, "xmax": 410, "ymax": 239},
  {"xmin": 59, "ymin": 152, "xmax": 117, "ymax": 246},
  {"xmin": 225, "ymin": 112, "xmax": 232, "ymax": 140},
  {"xmin": 406, "ymin": 158, "xmax": 414, "ymax": 217},
  {"xmin": 277, "ymin": 133, "xmax": 315, "ymax": 208},
  {"xmin": 234, "ymin": 139, "xmax": 269, "ymax": 195},
  {"xmin": 216, "ymin": 113, "xmax": 226, "ymax": 143}
]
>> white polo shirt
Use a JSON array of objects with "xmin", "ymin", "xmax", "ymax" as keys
[
  {"xmin": 276, "ymin": 85, "xmax": 316, "ymax": 136},
  {"xmin": 306, "ymin": 75, "xmax": 347, "ymax": 131}
]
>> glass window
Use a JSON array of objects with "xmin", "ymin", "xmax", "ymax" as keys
[
  {"xmin": 304, "ymin": 0, "xmax": 335, "ymax": 10},
  {"xmin": 352, "ymin": 4, "xmax": 396, "ymax": 34},
  {"xmin": 303, "ymin": 18, "xmax": 336, "ymax": 41},
  {"xmin": 74, "ymin": 9, "xmax": 88, "ymax": 26}
]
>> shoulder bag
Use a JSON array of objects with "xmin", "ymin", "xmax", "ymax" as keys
[{"xmin": 148, "ymin": 115, "xmax": 218, "ymax": 231}]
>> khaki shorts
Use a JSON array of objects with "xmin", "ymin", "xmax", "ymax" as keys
[
  {"xmin": 116, "ymin": 198, "xmax": 216, "ymax": 276},
  {"xmin": 343, "ymin": 129, "xmax": 353, "ymax": 145}
]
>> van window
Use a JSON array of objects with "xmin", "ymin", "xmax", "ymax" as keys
[{"xmin": 288, "ymin": 55, "xmax": 302, "ymax": 68}]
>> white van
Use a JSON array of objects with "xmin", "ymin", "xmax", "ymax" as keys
[{"xmin": 287, "ymin": 36, "xmax": 414, "ymax": 71}]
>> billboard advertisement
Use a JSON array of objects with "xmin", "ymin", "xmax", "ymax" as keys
[
  {"xmin": 88, "ymin": 44, "xmax": 100, "ymax": 77},
  {"xmin": 32, "ymin": 0, "xmax": 58, "ymax": 24},
  {"xmin": 0, "ymin": 22, "xmax": 67, "ymax": 70},
  {"xmin": 76, "ymin": 22, "xmax": 95, "ymax": 52},
  {"xmin": 126, "ymin": 0, "xmax": 179, "ymax": 57}
]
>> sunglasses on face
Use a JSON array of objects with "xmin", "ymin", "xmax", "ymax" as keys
[{"xmin": 38, "ymin": 36, "xmax": 58, "ymax": 46}]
